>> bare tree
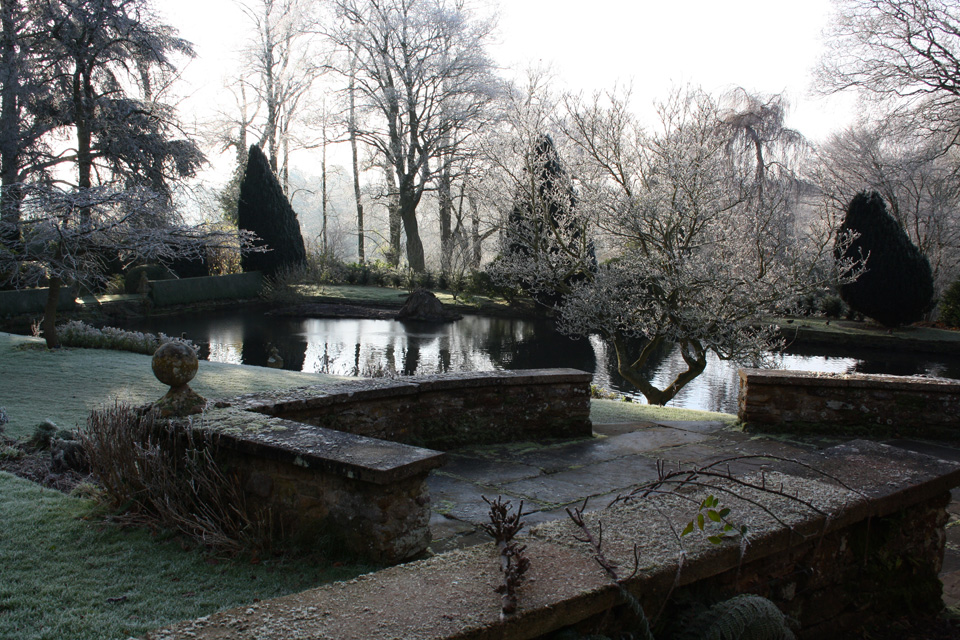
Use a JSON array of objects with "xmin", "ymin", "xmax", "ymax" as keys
[
  {"xmin": 0, "ymin": 186, "xmax": 258, "ymax": 348},
  {"xmin": 493, "ymin": 88, "xmax": 857, "ymax": 406},
  {"xmin": 327, "ymin": 0, "xmax": 498, "ymax": 272},
  {"xmin": 819, "ymin": 0, "xmax": 960, "ymax": 138},
  {"xmin": 811, "ymin": 118, "xmax": 960, "ymax": 292},
  {"xmin": 230, "ymin": 0, "xmax": 324, "ymax": 187}
]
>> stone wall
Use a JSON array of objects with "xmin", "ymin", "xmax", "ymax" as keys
[
  {"xmin": 233, "ymin": 369, "xmax": 594, "ymax": 450},
  {"xmin": 0, "ymin": 286, "xmax": 76, "ymax": 316},
  {"xmin": 145, "ymin": 440, "xmax": 960, "ymax": 640},
  {"xmin": 738, "ymin": 368, "xmax": 960, "ymax": 437},
  {"xmin": 148, "ymin": 271, "xmax": 263, "ymax": 307},
  {"xmin": 197, "ymin": 369, "xmax": 593, "ymax": 562},
  {"xmin": 199, "ymin": 408, "xmax": 445, "ymax": 564}
]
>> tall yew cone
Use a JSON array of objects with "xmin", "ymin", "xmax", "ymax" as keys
[
  {"xmin": 835, "ymin": 191, "xmax": 934, "ymax": 327},
  {"xmin": 237, "ymin": 144, "xmax": 306, "ymax": 278}
]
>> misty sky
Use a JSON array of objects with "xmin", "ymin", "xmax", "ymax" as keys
[{"xmin": 158, "ymin": 0, "xmax": 858, "ymax": 180}]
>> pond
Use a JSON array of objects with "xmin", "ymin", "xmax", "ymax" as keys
[{"xmin": 117, "ymin": 309, "xmax": 960, "ymax": 414}]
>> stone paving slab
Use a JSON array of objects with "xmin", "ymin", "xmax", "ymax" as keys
[
  {"xmin": 441, "ymin": 453, "xmax": 542, "ymax": 484},
  {"xmin": 428, "ymin": 473, "xmax": 519, "ymax": 525},
  {"xmin": 644, "ymin": 419, "xmax": 730, "ymax": 434},
  {"xmin": 499, "ymin": 454, "xmax": 662, "ymax": 506},
  {"xmin": 514, "ymin": 427, "xmax": 711, "ymax": 472}
]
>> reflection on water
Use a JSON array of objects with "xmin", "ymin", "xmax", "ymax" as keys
[{"xmin": 118, "ymin": 309, "xmax": 960, "ymax": 414}]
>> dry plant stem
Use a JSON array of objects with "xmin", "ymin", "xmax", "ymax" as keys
[
  {"xmin": 566, "ymin": 502, "xmax": 655, "ymax": 640},
  {"xmin": 481, "ymin": 496, "xmax": 531, "ymax": 616},
  {"xmin": 82, "ymin": 402, "xmax": 270, "ymax": 554}
]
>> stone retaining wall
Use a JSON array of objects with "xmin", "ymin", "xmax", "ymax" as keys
[
  {"xmin": 202, "ymin": 409, "xmax": 443, "ymax": 563},
  {"xmin": 231, "ymin": 369, "xmax": 594, "ymax": 450},
  {"xmin": 738, "ymin": 368, "xmax": 960, "ymax": 436},
  {"xmin": 145, "ymin": 440, "xmax": 960, "ymax": 640},
  {"xmin": 148, "ymin": 271, "xmax": 263, "ymax": 307},
  {"xmin": 199, "ymin": 369, "xmax": 593, "ymax": 562},
  {"xmin": 0, "ymin": 286, "xmax": 76, "ymax": 316}
]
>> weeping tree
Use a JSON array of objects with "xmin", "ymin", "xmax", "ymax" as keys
[
  {"xmin": 495, "ymin": 88, "xmax": 855, "ymax": 406},
  {"xmin": 237, "ymin": 144, "xmax": 306, "ymax": 277},
  {"xmin": 835, "ymin": 191, "xmax": 934, "ymax": 327}
]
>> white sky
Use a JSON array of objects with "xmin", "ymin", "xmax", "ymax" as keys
[{"xmin": 158, "ymin": 0, "xmax": 858, "ymax": 182}]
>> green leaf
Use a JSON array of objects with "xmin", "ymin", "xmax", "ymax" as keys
[
  {"xmin": 723, "ymin": 523, "xmax": 734, "ymax": 532},
  {"xmin": 697, "ymin": 513, "xmax": 705, "ymax": 530},
  {"xmin": 719, "ymin": 508, "xmax": 731, "ymax": 518},
  {"xmin": 707, "ymin": 535, "xmax": 723, "ymax": 545},
  {"xmin": 681, "ymin": 521, "xmax": 694, "ymax": 537},
  {"xmin": 707, "ymin": 510, "xmax": 722, "ymax": 523}
]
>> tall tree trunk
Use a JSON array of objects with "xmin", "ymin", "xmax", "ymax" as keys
[
  {"xmin": 470, "ymin": 195, "xmax": 481, "ymax": 269},
  {"xmin": 385, "ymin": 163, "xmax": 401, "ymax": 267},
  {"xmin": 0, "ymin": 0, "xmax": 22, "ymax": 248},
  {"xmin": 321, "ymin": 124, "xmax": 328, "ymax": 255},
  {"xmin": 438, "ymin": 158, "xmax": 453, "ymax": 274},
  {"xmin": 349, "ymin": 71, "xmax": 364, "ymax": 264},
  {"xmin": 42, "ymin": 275, "xmax": 61, "ymax": 349},
  {"xmin": 399, "ymin": 187, "xmax": 425, "ymax": 272}
]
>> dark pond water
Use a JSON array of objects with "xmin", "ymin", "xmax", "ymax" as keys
[{"xmin": 117, "ymin": 309, "xmax": 960, "ymax": 414}]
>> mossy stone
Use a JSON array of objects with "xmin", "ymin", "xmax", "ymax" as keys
[{"xmin": 152, "ymin": 342, "xmax": 199, "ymax": 388}]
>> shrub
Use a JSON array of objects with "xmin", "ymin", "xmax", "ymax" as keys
[
  {"xmin": 81, "ymin": 403, "xmax": 269, "ymax": 553},
  {"xmin": 940, "ymin": 278, "xmax": 960, "ymax": 328},
  {"xmin": 237, "ymin": 144, "xmax": 306, "ymax": 278},
  {"xmin": 819, "ymin": 294, "xmax": 844, "ymax": 319},
  {"xmin": 56, "ymin": 320, "xmax": 192, "ymax": 355},
  {"xmin": 835, "ymin": 191, "xmax": 934, "ymax": 327}
]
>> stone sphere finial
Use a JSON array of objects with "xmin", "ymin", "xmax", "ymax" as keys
[
  {"xmin": 152, "ymin": 341, "xmax": 199, "ymax": 388},
  {"xmin": 152, "ymin": 341, "xmax": 205, "ymax": 417}
]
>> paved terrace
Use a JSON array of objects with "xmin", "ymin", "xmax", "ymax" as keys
[{"xmin": 426, "ymin": 416, "xmax": 960, "ymax": 606}]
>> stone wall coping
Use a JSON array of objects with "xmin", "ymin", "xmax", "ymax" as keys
[
  {"xmin": 200, "ymin": 408, "xmax": 445, "ymax": 485},
  {"xmin": 412, "ymin": 368, "xmax": 594, "ymax": 393},
  {"xmin": 146, "ymin": 440, "xmax": 960, "ymax": 640},
  {"xmin": 231, "ymin": 378, "xmax": 421, "ymax": 415},
  {"xmin": 230, "ymin": 369, "xmax": 594, "ymax": 415},
  {"xmin": 740, "ymin": 367, "xmax": 960, "ymax": 393}
]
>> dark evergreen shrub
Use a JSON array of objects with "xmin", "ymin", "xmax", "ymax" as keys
[
  {"xmin": 834, "ymin": 191, "xmax": 934, "ymax": 327},
  {"xmin": 167, "ymin": 254, "xmax": 208, "ymax": 279},
  {"xmin": 940, "ymin": 278, "xmax": 960, "ymax": 328},
  {"xmin": 506, "ymin": 134, "xmax": 595, "ymax": 307},
  {"xmin": 237, "ymin": 145, "xmax": 306, "ymax": 278},
  {"xmin": 819, "ymin": 294, "xmax": 844, "ymax": 319}
]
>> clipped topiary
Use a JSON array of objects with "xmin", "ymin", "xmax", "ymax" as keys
[
  {"xmin": 237, "ymin": 144, "xmax": 306, "ymax": 278},
  {"xmin": 834, "ymin": 191, "xmax": 934, "ymax": 327},
  {"xmin": 940, "ymin": 278, "xmax": 960, "ymax": 328}
]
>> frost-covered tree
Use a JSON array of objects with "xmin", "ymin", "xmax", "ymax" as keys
[
  {"xmin": 835, "ymin": 191, "xmax": 934, "ymax": 327},
  {"xmin": 494, "ymin": 88, "xmax": 854, "ymax": 406},
  {"xmin": 819, "ymin": 0, "xmax": 960, "ymax": 139},
  {"xmin": 36, "ymin": 0, "xmax": 204, "ymax": 203},
  {"xmin": 0, "ymin": 186, "xmax": 256, "ymax": 348},
  {"xmin": 327, "ymin": 0, "xmax": 499, "ymax": 272},
  {"xmin": 237, "ymin": 144, "xmax": 306, "ymax": 277},
  {"xmin": 0, "ymin": 0, "xmax": 56, "ymax": 249}
]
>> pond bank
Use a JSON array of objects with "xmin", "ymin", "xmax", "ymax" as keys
[{"xmin": 772, "ymin": 316, "xmax": 960, "ymax": 355}]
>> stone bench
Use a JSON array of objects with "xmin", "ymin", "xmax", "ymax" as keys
[
  {"xmin": 738, "ymin": 368, "xmax": 960, "ymax": 437},
  {"xmin": 197, "ymin": 369, "xmax": 593, "ymax": 563}
]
